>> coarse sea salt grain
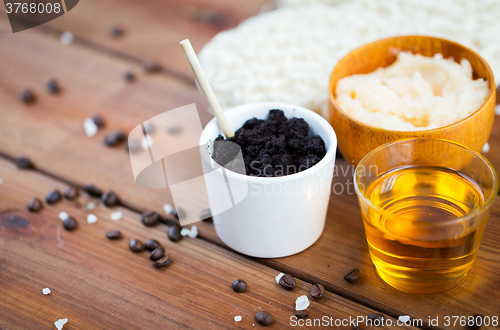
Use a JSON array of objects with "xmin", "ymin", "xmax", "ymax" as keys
[
  {"xmin": 0, "ymin": 178, "xmax": 3, "ymax": 184},
  {"xmin": 58, "ymin": 212, "xmax": 68, "ymax": 221},
  {"xmin": 163, "ymin": 204, "xmax": 173, "ymax": 214},
  {"xmin": 42, "ymin": 288, "xmax": 51, "ymax": 295},
  {"xmin": 234, "ymin": 316, "xmax": 242, "ymax": 322},
  {"xmin": 60, "ymin": 31, "xmax": 74, "ymax": 45},
  {"xmin": 482, "ymin": 142, "xmax": 490, "ymax": 153},
  {"xmin": 180, "ymin": 228, "xmax": 190, "ymax": 237},
  {"xmin": 188, "ymin": 225, "xmax": 198, "ymax": 238},
  {"xmin": 54, "ymin": 318, "xmax": 68, "ymax": 330},
  {"xmin": 399, "ymin": 315, "xmax": 411, "ymax": 324},
  {"xmin": 495, "ymin": 105, "xmax": 500, "ymax": 116},
  {"xmin": 142, "ymin": 136, "xmax": 154, "ymax": 150},
  {"xmin": 295, "ymin": 295, "xmax": 310, "ymax": 311},
  {"xmin": 275, "ymin": 273, "xmax": 285, "ymax": 283},
  {"xmin": 83, "ymin": 118, "xmax": 98, "ymax": 137},
  {"xmin": 110, "ymin": 211, "xmax": 123, "ymax": 221},
  {"xmin": 87, "ymin": 213, "xmax": 97, "ymax": 224}
]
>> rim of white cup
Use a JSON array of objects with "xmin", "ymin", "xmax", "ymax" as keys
[{"xmin": 200, "ymin": 102, "xmax": 337, "ymax": 183}]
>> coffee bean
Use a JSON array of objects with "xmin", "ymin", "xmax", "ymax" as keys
[
  {"xmin": 19, "ymin": 89, "xmax": 35, "ymax": 103},
  {"xmin": 255, "ymin": 311, "xmax": 274, "ymax": 326},
  {"xmin": 166, "ymin": 225, "xmax": 181, "ymax": 242},
  {"xmin": 15, "ymin": 156, "xmax": 33, "ymax": 169},
  {"xmin": 153, "ymin": 254, "xmax": 170, "ymax": 268},
  {"xmin": 123, "ymin": 71, "xmax": 135, "ymax": 82},
  {"xmin": 468, "ymin": 314, "xmax": 484, "ymax": 329},
  {"xmin": 279, "ymin": 274, "xmax": 296, "ymax": 289},
  {"xmin": 129, "ymin": 239, "xmax": 144, "ymax": 253},
  {"xmin": 344, "ymin": 268, "xmax": 360, "ymax": 283},
  {"xmin": 368, "ymin": 313, "xmax": 384, "ymax": 325},
  {"xmin": 91, "ymin": 115, "xmax": 105, "ymax": 128},
  {"xmin": 232, "ymin": 279, "xmax": 247, "ymax": 293},
  {"xmin": 141, "ymin": 210, "xmax": 159, "ymax": 226},
  {"xmin": 150, "ymin": 247, "xmax": 165, "ymax": 261},
  {"xmin": 104, "ymin": 130, "xmax": 126, "ymax": 147},
  {"xmin": 110, "ymin": 25, "xmax": 124, "ymax": 38},
  {"xmin": 310, "ymin": 284, "xmax": 325, "ymax": 299},
  {"xmin": 84, "ymin": 183, "xmax": 102, "ymax": 197},
  {"xmin": 145, "ymin": 238, "xmax": 161, "ymax": 251},
  {"xmin": 46, "ymin": 79, "xmax": 60, "ymax": 94},
  {"xmin": 62, "ymin": 217, "xmax": 77, "ymax": 231},
  {"xmin": 352, "ymin": 324, "xmax": 360, "ymax": 330},
  {"xmin": 172, "ymin": 207, "xmax": 185, "ymax": 220},
  {"xmin": 200, "ymin": 208, "xmax": 212, "ymax": 221},
  {"xmin": 46, "ymin": 189, "xmax": 62, "ymax": 205},
  {"xmin": 63, "ymin": 186, "xmax": 79, "ymax": 200},
  {"xmin": 142, "ymin": 59, "xmax": 161, "ymax": 73},
  {"xmin": 106, "ymin": 230, "xmax": 121, "ymax": 239},
  {"xmin": 295, "ymin": 310, "xmax": 308, "ymax": 319},
  {"xmin": 27, "ymin": 197, "xmax": 42, "ymax": 212},
  {"xmin": 101, "ymin": 190, "xmax": 118, "ymax": 207}
]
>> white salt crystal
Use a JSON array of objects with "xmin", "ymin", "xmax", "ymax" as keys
[
  {"xmin": 188, "ymin": 225, "xmax": 198, "ymax": 238},
  {"xmin": 60, "ymin": 31, "xmax": 74, "ymax": 45},
  {"xmin": 42, "ymin": 288, "xmax": 51, "ymax": 295},
  {"xmin": 83, "ymin": 118, "xmax": 98, "ymax": 137},
  {"xmin": 110, "ymin": 211, "xmax": 123, "ymax": 221},
  {"xmin": 275, "ymin": 273, "xmax": 284, "ymax": 283},
  {"xmin": 180, "ymin": 228, "xmax": 190, "ymax": 237},
  {"xmin": 482, "ymin": 142, "xmax": 490, "ymax": 153},
  {"xmin": 399, "ymin": 315, "xmax": 410, "ymax": 324},
  {"xmin": 163, "ymin": 204, "xmax": 173, "ymax": 214},
  {"xmin": 295, "ymin": 295, "xmax": 309, "ymax": 311},
  {"xmin": 234, "ymin": 316, "xmax": 242, "ymax": 322},
  {"xmin": 87, "ymin": 213, "xmax": 97, "ymax": 224},
  {"xmin": 58, "ymin": 212, "xmax": 68, "ymax": 221},
  {"xmin": 0, "ymin": 178, "xmax": 3, "ymax": 184},
  {"xmin": 142, "ymin": 136, "xmax": 154, "ymax": 150},
  {"xmin": 54, "ymin": 318, "xmax": 68, "ymax": 330},
  {"xmin": 495, "ymin": 105, "xmax": 500, "ymax": 116}
]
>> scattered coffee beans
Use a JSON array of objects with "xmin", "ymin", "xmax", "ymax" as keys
[
  {"xmin": 231, "ymin": 279, "xmax": 247, "ymax": 293},
  {"xmin": 200, "ymin": 208, "xmax": 212, "ymax": 221},
  {"xmin": 295, "ymin": 310, "xmax": 308, "ymax": 319},
  {"xmin": 279, "ymin": 274, "xmax": 296, "ymax": 289},
  {"xmin": 101, "ymin": 190, "xmax": 118, "ymax": 207},
  {"xmin": 27, "ymin": 197, "xmax": 42, "ymax": 212},
  {"xmin": 63, "ymin": 186, "xmax": 79, "ymax": 200},
  {"xmin": 46, "ymin": 189, "xmax": 62, "ymax": 205},
  {"xmin": 106, "ymin": 230, "xmax": 121, "ymax": 239},
  {"xmin": 352, "ymin": 324, "xmax": 360, "ymax": 330},
  {"xmin": 91, "ymin": 115, "xmax": 105, "ymax": 128},
  {"xmin": 104, "ymin": 130, "xmax": 126, "ymax": 147},
  {"xmin": 46, "ymin": 79, "xmax": 60, "ymax": 94},
  {"xmin": 153, "ymin": 254, "xmax": 170, "ymax": 268},
  {"xmin": 84, "ymin": 183, "xmax": 102, "ymax": 197},
  {"xmin": 141, "ymin": 210, "xmax": 159, "ymax": 226},
  {"xmin": 19, "ymin": 89, "xmax": 35, "ymax": 103},
  {"xmin": 468, "ymin": 314, "xmax": 484, "ymax": 330},
  {"xmin": 167, "ymin": 225, "xmax": 182, "ymax": 242},
  {"xmin": 110, "ymin": 25, "xmax": 124, "ymax": 38},
  {"xmin": 368, "ymin": 313, "xmax": 384, "ymax": 324},
  {"xmin": 255, "ymin": 311, "xmax": 274, "ymax": 326},
  {"xmin": 129, "ymin": 239, "xmax": 144, "ymax": 253},
  {"xmin": 142, "ymin": 59, "xmax": 161, "ymax": 73},
  {"xmin": 62, "ymin": 217, "xmax": 77, "ymax": 231},
  {"xmin": 15, "ymin": 156, "xmax": 33, "ymax": 169},
  {"xmin": 150, "ymin": 247, "xmax": 165, "ymax": 261},
  {"xmin": 145, "ymin": 238, "xmax": 161, "ymax": 251},
  {"xmin": 123, "ymin": 71, "xmax": 135, "ymax": 82},
  {"xmin": 310, "ymin": 284, "xmax": 325, "ymax": 299},
  {"xmin": 344, "ymin": 268, "xmax": 360, "ymax": 283}
]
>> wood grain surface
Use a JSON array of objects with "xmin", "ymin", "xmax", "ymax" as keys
[{"xmin": 1, "ymin": 0, "xmax": 500, "ymax": 329}]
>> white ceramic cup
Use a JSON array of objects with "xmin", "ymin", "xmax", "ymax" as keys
[{"xmin": 199, "ymin": 102, "xmax": 337, "ymax": 258}]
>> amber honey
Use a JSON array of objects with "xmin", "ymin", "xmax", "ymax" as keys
[{"xmin": 362, "ymin": 165, "xmax": 488, "ymax": 294}]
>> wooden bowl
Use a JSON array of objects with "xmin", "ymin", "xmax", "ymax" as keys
[{"xmin": 328, "ymin": 35, "xmax": 496, "ymax": 166}]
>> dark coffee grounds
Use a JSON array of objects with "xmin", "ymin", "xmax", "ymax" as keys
[{"xmin": 213, "ymin": 109, "xmax": 326, "ymax": 177}]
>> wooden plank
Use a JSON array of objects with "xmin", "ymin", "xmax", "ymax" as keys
[
  {"xmin": 0, "ymin": 158, "xmax": 415, "ymax": 329},
  {"xmin": 0, "ymin": 0, "xmax": 269, "ymax": 80}
]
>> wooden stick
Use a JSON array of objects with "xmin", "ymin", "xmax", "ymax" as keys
[{"xmin": 180, "ymin": 39, "xmax": 235, "ymax": 138}]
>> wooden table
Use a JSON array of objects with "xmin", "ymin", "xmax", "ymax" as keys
[{"xmin": 1, "ymin": 1, "xmax": 499, "ymax": 329}]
